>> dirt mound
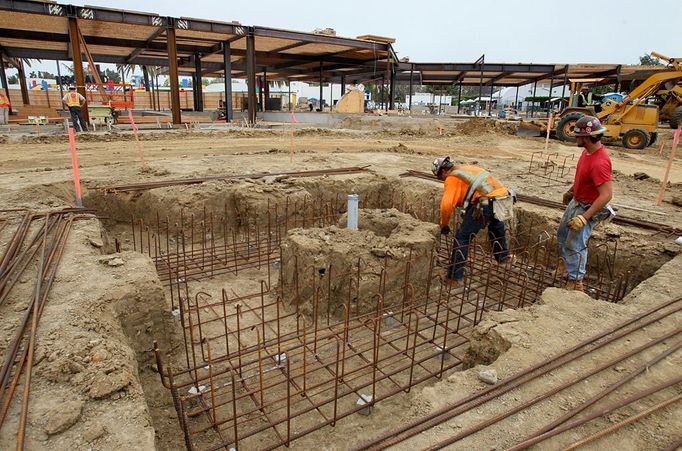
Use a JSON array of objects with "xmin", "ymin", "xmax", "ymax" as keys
[
  {"xmin": 455, "ymin": 118, "xmax": 518, "ymax": 136},
  {"xmin": 279, "ymin": 209, "xmax": 439, "ymax": 316},
  {"xmin": 18, "ymin": 128, "xmax": 279, "ymax": 145}
]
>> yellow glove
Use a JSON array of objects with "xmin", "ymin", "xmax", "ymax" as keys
[{"xmin": 567, "ymin": 215, "xmax": 587, "ymax": 231}]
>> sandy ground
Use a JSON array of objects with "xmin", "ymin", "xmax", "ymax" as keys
[{"xmin": 1, "ymin": 117, "xmax": 681, "ymax": 450}]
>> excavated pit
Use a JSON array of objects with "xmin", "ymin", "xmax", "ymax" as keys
[{"xmin": 71, "ymin": 173, "xmax": 678, "ymax": 450}]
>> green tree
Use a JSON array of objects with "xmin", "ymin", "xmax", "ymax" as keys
[
  {"xmin": 8, "ymin": 75, "xmax": 18, "ymax": 84},
  {"xmin": 639, "ymin": 54, "xmax": 663, "ymax": 66}
]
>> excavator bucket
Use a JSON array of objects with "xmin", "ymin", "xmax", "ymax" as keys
[{"xmin": 517, "ymin": 120, "xmax": 545, "ymax": 137}]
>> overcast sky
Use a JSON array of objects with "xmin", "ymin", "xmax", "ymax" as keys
[{"xmin": 12, "ymin": 0, "xmax": 682, "ymax": 75}]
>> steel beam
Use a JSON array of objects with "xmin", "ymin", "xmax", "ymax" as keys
[
  {"xmin": 166, "ymin": 20, "xmax": 181, "ymax": 124},
  {"xmin": 67, "ymin": 17, "xmax": 88, "ymax": 121},
  {"xmin": 245, "ymin": 27, "xmax": 257, "ymax": 124},
  {"xmin": 223, "ymin": 41, "xmax": 233, "ymax": 122}
]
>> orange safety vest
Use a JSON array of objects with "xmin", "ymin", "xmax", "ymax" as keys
[
  {"xmin": 64, "ymin": 92, "xmax": 82, "ymax": 107},
  {"xmin": 439, "ymin": 165, "xmax": 508, "ymax": 226},
  {"xmin": 450, "ymin": 165, "xmax": 507, "ymax": 205},
  {"xmin": 0, "ymin": 93, "xmax": 10, "ymax": 108}
]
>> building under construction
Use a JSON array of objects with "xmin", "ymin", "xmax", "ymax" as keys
[{"xmin": 0, "ymin": 2, "xmax": 681, "ymax": 451}]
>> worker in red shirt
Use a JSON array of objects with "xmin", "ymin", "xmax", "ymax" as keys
[
  {"xmin": 558, "ymin": 116, "xmax": 614, "ymax": 291},
  {"xmin": 432, "ymin": 158, "xmax": 516, "ymax": 287}
]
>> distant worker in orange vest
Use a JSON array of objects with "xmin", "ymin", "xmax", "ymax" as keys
[
  {"xmin": 0, "ymin": 91, "xmax": 11, "ymax": 125},
  {"xmin": 433, "ymin": 157, "xmax": 517, "ymax": 286},
  {"xmin": 62, "ymin": 86, "xmax": 88, "ymax": 132}
]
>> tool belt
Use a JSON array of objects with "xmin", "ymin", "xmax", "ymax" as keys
[{"xmin": 467, "ymin": 194, "xmax": 515, "ymax": 222}]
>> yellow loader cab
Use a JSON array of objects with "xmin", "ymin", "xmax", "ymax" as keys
[
  {"xmin": 555, "ymin": 78, "xmax": 662, "ymax": 150},
  {"xmin": 526, "ymin": 52, "xmax": 682, "ymax": 150}
]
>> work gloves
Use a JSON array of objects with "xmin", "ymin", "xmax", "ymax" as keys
[
  {"xmin": 562, "ymin": 191, "xmax": 573, "ymax": 205},
  {"xmin": 440, "ymin": 225, "xmax": 451, "ymax": 235},
  {"xmin": 567, "ymin": 215, "xmax": 588, "ymax": 231}
]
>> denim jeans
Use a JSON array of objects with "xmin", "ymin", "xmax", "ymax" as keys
[
  {"xmin": 448, "ymin": 202, "xmax": 509, "ymax": 281},
  {"xmin": 557, "ymin": 199, "xmax": 601, "ymax": 281}
]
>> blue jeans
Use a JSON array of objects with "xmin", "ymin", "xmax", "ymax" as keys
[
  {"xmin": 557, "ymin": 199, "xmax": 600, "ymax": 281},
  {"xmin": 449, "ymin": 203, "xmax": 508, "ymax": 281}
]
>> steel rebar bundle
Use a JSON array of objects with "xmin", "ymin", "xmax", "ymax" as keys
[{"xmin": 0, "ymin": 208, "xmax": 96, "ymax": 450}]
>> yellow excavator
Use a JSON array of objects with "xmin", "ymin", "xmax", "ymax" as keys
[
  {"xmin": 522, "ymin": 52, "xmax": 682, "ymax": 149},
  {"xmin": 656, "ymin": 84, "xmax": 682, "ymax": 129}
]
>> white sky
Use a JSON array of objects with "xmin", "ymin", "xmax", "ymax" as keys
[{"xmin": 10, "ymin": 0, "xmax": 682, "ymax": 75}]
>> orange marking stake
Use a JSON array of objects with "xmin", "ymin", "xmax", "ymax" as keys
[
  {"xmin": 656, "ymin": 128, "xmax": 681, "ymax": 206},
  {"xmin": 544, "ymin": 114, "xmax": 554, "ymax": 151},
  {"xmin": 127, "ymin": 111, "xmax": 147, "ymax": 168},
  {"xmin": 68, "ymin": 127, "xmax": 83, "ymax": 208}
]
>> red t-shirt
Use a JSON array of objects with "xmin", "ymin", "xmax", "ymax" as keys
[{"xmin": 573, "ymin": 145, "xmax": 612, "ymax": 203}]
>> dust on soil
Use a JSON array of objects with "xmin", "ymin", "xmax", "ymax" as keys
[{"xmin": 0, "ymin": 117, "xmax": 681, "ymax": 450}]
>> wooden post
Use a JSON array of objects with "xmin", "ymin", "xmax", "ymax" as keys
[{"xmin": 656, "ymin": 129, "xmax": 680, "ymax": 206}]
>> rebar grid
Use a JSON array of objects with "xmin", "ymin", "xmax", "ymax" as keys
[
  {"xmin": 123, "ymin": 188, "xmax": 631, "ymax": 450},
  {"xmin": 149, "ymin": 239, "xmax": 627, "ymax": 449},
  {"xmin": 527, "ymin": 150, "xmax": 575, "ymax": 187}
]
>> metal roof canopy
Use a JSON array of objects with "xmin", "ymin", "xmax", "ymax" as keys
[
  {"xmin": 392, "ymin": 60, "xmax": 625, "ymax": 87},
  {"xmin": 0, "ymin": 0, "xmax": 394, "ymax": 82}
]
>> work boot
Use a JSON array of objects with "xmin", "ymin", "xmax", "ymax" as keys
[
  {"xmin": 444, "ymin": 278, "xmax": 459, "ymax": 289},
  {"xmin": 565, "ymin": 279, "xmax": 584, "ymax": 292}
]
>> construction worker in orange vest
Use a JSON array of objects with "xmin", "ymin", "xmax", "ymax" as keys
[
  {"xmin": 0, "ymin": 91, "xmax": 10, "ymax": 125},
  {"xmin": 62, "ymin": 86, "xmax": 88, "ymax": 132},
  {"xmin": 432, "ymin": 157, "xmax": 517, "ymax": 287}
]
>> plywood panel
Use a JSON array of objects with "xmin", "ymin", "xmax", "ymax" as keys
[
  {"xmin": 254, "ymin": 36, "xmax": 299, "ymax": 51},
  {"xmin": 175, "ymin": 29, "xmax": 234, "ymax": 41},
  {"xmin": 78, "ymin": 21, "xmax": 158, "ymax": 40},
  {"xmin": 3, "ymin": 11, "xmax": 67, "ymax": 33},
  {"xmin": 283, "ymin": 43, "xmax": 354, "ymax": 55}
]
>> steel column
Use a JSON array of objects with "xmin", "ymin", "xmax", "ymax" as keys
[
  {"xmin": 263, "ymin": 68, "xmax": 269, "ymax": 112},
  {"xmin": 340, "ymin": 75, "xmax": 346, "ymax": 98},
  {"xmin": 389, "ymin": 60, "xmax": 395, "ymax": 110},
  {"xmin": 194, "ymin": 53, "xmax": 203, "ymax": 112},
  {"xmin": 67, "ymin": 17, "xmax": 88, "ymax": 122},
  {"xmin": 546, "ymin": 76, "xmax": 554, "ymax": 118},
  {"xmin": 477, "ymin": 54, "xmax": 484, "ymax": 116},
  {"xmin": 245, "ymin": 28, "xmax": 257, "ymax": 124},
  {"xmin": 55, "ymin": 60, "xmax": 64, "ymax": 101},
  {"xmin": 287, "ymin": 79, "xmax": 291, "ymax": 112},
  {"xmin": 408, "ymin": 64, "xmax": 414, "ymax": 112},
  {"xmin": 0, "ymin": 54, "xmax": 10, "ymax": 102},
  {"xmin": 166, "ymin": 20, "xmax": 182, "ymax": 124},
  {"xmin": 222, "ymin": 41, "xmax": 233, "ymax": 122},
  {"xmin": 16, "ymin": 59, "xmax": 30, "ymax": 105},
  {"xmin": 488, "ymin": 84, "xmax": 494, "ymax": 116},
  {"xmin": 514, "ymin": 85, "xmax": 519, "ymax": 109},
  {"xmin": 530, "ymin": 80, "xmax": 537, "ymax": 118},
  {"xmin": 319, "ymin": 61, "xmax": 323, "ymax": 110},
  {"xmin": 457, "ymin": 81, "xmax": 462, "ymax": 114},
  {"xmin": 560, "ymin": 65, "xmax": 569, "ymax": 109},
  {"xmin": 381, "ymin": 75, "xmax": 385, "ymax": 110}
]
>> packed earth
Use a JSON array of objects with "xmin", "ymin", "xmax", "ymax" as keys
[{"xmin": 0, "ymin": 116, "xmax": 681, "ymax": 450}]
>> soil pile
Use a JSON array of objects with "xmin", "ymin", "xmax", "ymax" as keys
[
  {"xmin": 455, "ymin": 118, "xmax": 518, "ymax": 136},
  {"xmin": 279, "ymin": 209, "xmax": 439, "ymax": 316}
]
